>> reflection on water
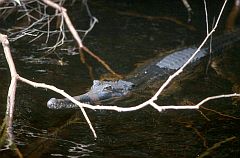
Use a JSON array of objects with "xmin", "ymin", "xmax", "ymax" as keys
[
  {"xmin": 10, "ymin": 114, "xmax": 95, "ymax": 158},
  {"xmin": 0, "ymin": 0, "xmax": 240, "ymax": 157},
  {"xmin": 20, "ymin": 56, "xmax": 69, "ymax": 66}
]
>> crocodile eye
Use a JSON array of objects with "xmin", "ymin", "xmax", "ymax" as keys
[{"xmin": 103, "ymin": 85, "xmax": 113, "ymax": 91}]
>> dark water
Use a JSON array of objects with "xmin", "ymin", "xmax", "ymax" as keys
[{"xmin": 0, "ymin": 0, "xmax": 240, "ymax": 157}]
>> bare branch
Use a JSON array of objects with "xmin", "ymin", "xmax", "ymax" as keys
[
  {"xmin": 17, "ymin": 76, "xmax": 97, "ymax": 138},
  {"xmin": 41, "ymin": 0, "xmax": 121, "ymax": 77},
  {"xmin": 41, "ymin": 0, "xmax": 83, "ymax": 47},
  {"xmin": 0, "ymin": 33, "xmax": 95, "ymax": 140},
  {"xmin": 151, "ymin": 0, "xmax": 228, "ymax": 102},
  {"xmin": 203, "ymin": 0, "xmax": 209, "ymax": 34},
  {"xmin": 17, "ymin": 76, "xmax": 240, "ymax": 113}
]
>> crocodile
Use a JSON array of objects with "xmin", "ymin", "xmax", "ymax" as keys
[{"xmin": 47, "ymin": 29, "xmax": 240, "ymax": 109}]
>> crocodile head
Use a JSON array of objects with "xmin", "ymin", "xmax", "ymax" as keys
[
  {"xmin": 86, "ymin": 80, "xmax": 134, "ymax": 101},
  {"xmin": 47, "ymin": 79, "xmax": 134, "ymax": 109}
]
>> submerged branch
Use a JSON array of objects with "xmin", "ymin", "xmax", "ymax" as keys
[{"xmin": 198, "ymin": 136, "xmax": 237, "ymax": 158}]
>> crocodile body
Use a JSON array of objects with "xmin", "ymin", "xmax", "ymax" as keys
[{"xmin": 47, "ymin": 29, "xmax": 240, "ymax": 109}]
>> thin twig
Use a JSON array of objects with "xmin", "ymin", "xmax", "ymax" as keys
[
  {"xmin": 203, "ymin": 0, "xmax": 209, "ymax": 34},
  {"xmin": 41, "ymin": 0, "xmax": 121, "ymax": 77}
]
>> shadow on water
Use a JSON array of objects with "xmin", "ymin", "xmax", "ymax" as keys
[{"xmin": 0, "ymin": 0, "xmax": 240, "ymax": 157}]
